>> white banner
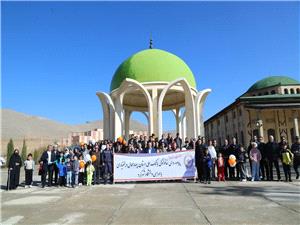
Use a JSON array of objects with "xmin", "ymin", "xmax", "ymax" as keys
[{"xmin": 113, "ymin": 150, "xmax": 196, "ymax": 182}]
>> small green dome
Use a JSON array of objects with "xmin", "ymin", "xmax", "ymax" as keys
[
  {"xmin": 110, "ymin": 49, "xmax": 196, "ymax": 91},
  {"xmin": 248, "ymin": 76, "xmax": 299, "ymax": 92}
]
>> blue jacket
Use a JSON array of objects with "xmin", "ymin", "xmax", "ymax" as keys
[
  {"xmin": 57, "ymin": 162, "xmax": 66, "ymax": 176},
  {"xmin": 203, "ymin": 153, "xmax": 212, "ymax": 168}
]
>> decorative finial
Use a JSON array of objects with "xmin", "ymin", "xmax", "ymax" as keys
[{"xmin": 149, "ymin": 33, "xmax": 153, "ymax": 49}]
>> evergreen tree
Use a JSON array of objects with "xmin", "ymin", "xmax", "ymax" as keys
[
  {"xmin": 6, "ymin": 139, "xmax": 14, "ymax": 166},
  {"xmin": 21, "ymin": 139, "xmax": 27, "ymax": 161}
]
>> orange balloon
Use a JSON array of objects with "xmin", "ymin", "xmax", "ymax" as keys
[
  {"xmin": 79, "ymin": 161, "xmax": 85, "ymax": 169},
  {"xmin": 117, "ymin": 136, "xmax": 123, "ymax": 143},
  {"xmin": 228, "ymin": 155, "xmax": 236, "ymax": 167},
  {"xmin": 91, "ymin": 155, "xmax": 97, "ymax": 162}
]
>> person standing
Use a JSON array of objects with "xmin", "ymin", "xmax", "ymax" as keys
[
  {"xmin": 247, "ymin": 136, "xmax": 258, "ymax": 174},
  {"xmin": 93, "ymin": 146, "xmax": 102, "ymax": 184},
  {"xmin": 52, "ymin": 145, "xmax": 60, "ymax": 185},
  {"xmin": 237, "ymin": 146, "xmax": 247, "ymax": 181},
  {"xmin": 208, "ymin": 140, "xmax": 217, "ymax": 180},
  {"xmin": 174, "ymin": 133, "xmax": 182, "ymax": 150},
  {"xmin": 250, "ymin": 142, "xmax": 262, "ymax": 181},
  {"xmin": 102, "ymin": 143, "xmax": 114, "ymax": 184},
  {"xmin": 281, "ymin": 143, "xmax": 293, "ymax": 182},
  {"xmin": 291, "ymin": 136, "xmax": 300, "ymax": 179},
  {"xmin": 217, "ymin": 152, "xmax": 225, "ymax": 181},
  {"xmin": 7, "ymin": 149, "xmax": 22, "ymax": 190},
  {"xmin": 86, "ymin": 161, "xmax": 95, "ymax": 186},
  {"xmin": 72, "ymin": 155, "xmax": 80, "ymax": 188},
  {"xmin": 220, "ymin": 139, "xmax": 230, "ymax": 179},
  {"xmin": 257, "ymin": 136, "xmax": 269, "ymax": 181},
  {"xmin": 265, "ymin": 135, "xmax": 281, "ymax": 181},
  {"xmin": 39, "ymin": 145, "xmax": 55, "ymax": 187},
  {"xmin": 24, "ymin": 153, "xmax": 35, "ymax": 188},
  {"xmin": 56, "ymin": 159, "xmax": 66, "ymax": 187},
  {"xmin": 195, "ymin": 139, "xmax": 204, "ymax": 182},
  {"xmin": 228, "ymin": 137, "xmax": 240, "ymax": 180},
  {"xmin": 65, "ymin": 157, "xmax": 73, "ymax": 187},
  {"xmin": 202, "ymin": 147, "xmax": 212, "ymax": 184}
]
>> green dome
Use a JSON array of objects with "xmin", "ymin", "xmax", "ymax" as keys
[
  {"xmin": 248, "ymin": 76, "xmax": 299, "ymax": 92},
  {"xmin": 110, "ymin": 49, "xmax": 196, "ymax": 91}
]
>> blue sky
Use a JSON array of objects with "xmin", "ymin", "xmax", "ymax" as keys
[{"xmin": 2, "ymin": 1, "xmax": 299, "ymax": 131}]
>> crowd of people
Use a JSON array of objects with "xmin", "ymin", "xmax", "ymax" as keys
[
  {"xmin": 6, "ymin": 132, "xmax": 300, "ymax": 189},
  {"xmin": 195, "ymin": 135, "xmax": 300, "ymax": 184}
]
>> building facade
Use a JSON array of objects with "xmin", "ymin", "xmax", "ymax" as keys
[{"xmin": 204, "ymin": 76, "xmax": 300, "ymax": 146}]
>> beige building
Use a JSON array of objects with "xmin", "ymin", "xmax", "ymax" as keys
[
  {"xmin": 61, "ymin": 128, "xmax": 147, "ymax": 147},
  {"xmin": 204, "ymin": 76, "xmax": 300, "ymax": 146}
]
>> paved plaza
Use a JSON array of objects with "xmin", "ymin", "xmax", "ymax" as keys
[{"xmin": 1, "ymin": 169, "xmax": 300, "ymax": 225}]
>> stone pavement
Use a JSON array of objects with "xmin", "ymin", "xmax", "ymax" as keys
[{"xmin": 1, "ymin": 176, "xmax": 300, "ymax": 225}]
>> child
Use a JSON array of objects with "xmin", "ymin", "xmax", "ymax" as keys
[
  {"xmin": 65, "ymin": 157, "xmax": 73, "ymax": 187},
  {"xmin": 57, "ymin": 159, "xmax": 66, "ymax": 187},
  {"xmin": 72, "ymin": 155, "xmax": 80, "ymax": 188},
  {"xmin": 24, "ymin": 153, "xmax": 35, "ymax": 188},
  {"xmin": 217, "ymin": 153, "xmax": 225, "ymax": 181},
  {"xmin": 78, "ymin": 155, "xmax": 85, "ymax": 186},
  {"xmin": 203, "ymin": 148, "xmax": 212, "ymax": 184},
  {"xmin": 281, "ymin": 143, "xmax": 294, "ymax": 182},
  {"xmin": 86, "ymin": 161, "xmax": 95, "ymax": 186}
]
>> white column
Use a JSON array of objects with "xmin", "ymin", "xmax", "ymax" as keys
[
  {"xmin": 195, "ymin": 89, "xmax": 211, "ymax": 137},
  {"xmin": 293, "ymin": 111, "xmax": 300, "ymax": 137},
  {"xmin": 182, "ymin": 114, "xmax": 187, "ymax": 139},
  {"xmin": 124, "ymin": 110, "xmax": 132, "ymax": 140},
  {"xmin": 141, "ymin": 112, "xmax": 150, "ymax": 136},
  {"xmin": 113, "ymin": 96, "xmax": 123, "ymax": 140},
  {"xmin": 172, "ymin": 108, "xmax": 181, "ymax": 135},
  {"xmin": 152, "ymin": 88, "xmax": 158, "ymax": 137}
]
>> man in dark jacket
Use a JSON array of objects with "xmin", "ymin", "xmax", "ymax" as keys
[
  {"xmin": 291, "ymin": 136, "xmax": 300, "ymax": 179},
  {"xmin": 102, "ymin": 143, "xmax": 113, "ymax": 184},
  {"xmin": 220, "ymin": 139, "xmax": 230, "ymax": 179},
  {"xmin": 174, "ymin": 133, "xmax": 182, "ymax": 150},
  {"xmin": 92, "ymin": 145, "xmax": 102, "ymax": 184},
  {"xmin": 257, "ymin": 136, "xmax": 269, "ymax": 180},
  {"xmin": 228, "ymin": 137, "xmax": 240, "ymax": 180},
  {"xmin": 7, "ymin": 149, "xmax": 22, "ymax": 190},
  {"xmin": 195, "ymin": 139, "xmax": 204, "ymax": 182},
  {"xmin": 265, "ymin": 135, "xmax": 281, "ymax": 181},
  {"xmin": 53, "ymin": 144, "xmax": 60, "ymax": 185},
  {"xmin": 39, "ymin": 145, "xmax": 56, "ymax": 187}
]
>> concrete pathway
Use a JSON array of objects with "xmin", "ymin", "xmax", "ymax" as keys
[{"xmin": 1, "ymin": 179, "xmax": 300, "ymax": 225}]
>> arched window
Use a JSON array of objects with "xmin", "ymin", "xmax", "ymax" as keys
[
  {"xmin": 240, "ymin": 131, "xmax": 244, "ymax": 146},
  {"xmin": 290, "ymin": 89, "xmax": 295, "ymax": 94},
  {"xmin": 296, "ymin": 88, "xmax": 300, "ymax": 94},
  {"xmin": 284, "ymin": 88, "xmax": 289, "ymax": 94},
  {"xmin": 271, "ymin": 90, "xmax": 276, "ymax": 94}
]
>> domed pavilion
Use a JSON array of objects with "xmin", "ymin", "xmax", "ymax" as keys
[{"xmin": 97, "ymin": 47, "xmax": 211, "ymax": 140}]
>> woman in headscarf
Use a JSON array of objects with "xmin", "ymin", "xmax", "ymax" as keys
[{"xmin": 7, "ymin": 149, "xmax": 22, "ymax": 190}]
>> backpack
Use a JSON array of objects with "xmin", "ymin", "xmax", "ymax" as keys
[{"xmin": 282, "ymin": 151, "xmax": 293, "ymax": 165}]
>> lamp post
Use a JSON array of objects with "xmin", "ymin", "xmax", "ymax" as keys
[{"xmin": 256, "ymin": 119, "xmax": 264, "ymax": 139}]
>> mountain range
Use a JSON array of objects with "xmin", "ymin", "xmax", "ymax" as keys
[{"xmin": 1, "ymin": 109, "xmax": 147, "ymax": 155}]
